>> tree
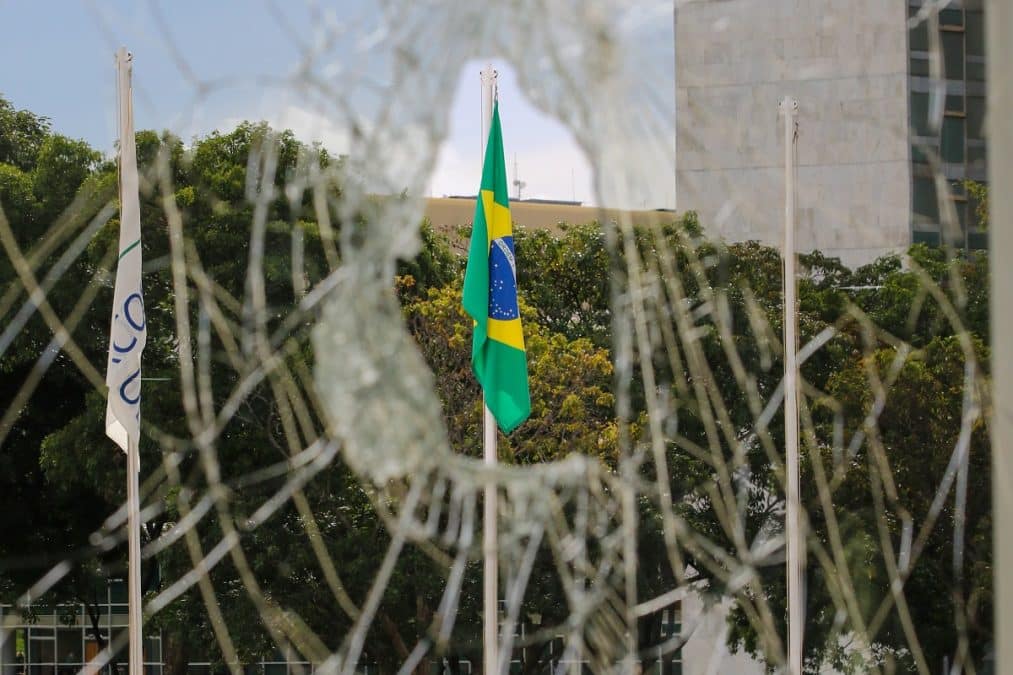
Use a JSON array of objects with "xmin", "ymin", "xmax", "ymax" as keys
[
  {"xmin": 724, "ymin": 244, "xmax": 992, "ymax": 672},
  {"xmin": 0, "ymin": 93, "xmax": 125, "ymax": 669},
  {"xmin": 0, "ymin": 112, "xmax": 334, "ymax": 671},
  {"xmin": 31, "ymin": 135, "xmax": 102, "ymax": 223},
  {"xmin": 819, "ymin": 335, "xmax": 990, "ymax": 671},
  {"xmin": 0, "ymin": 95, "xmax": 51, "ymax": 172},
  {"xmin": 13, "ymin": 114, "xmax": 475, "ymax": 675},
  {"xmin": 2, "ymin": 91, "xmax": 994, "ymax": 674},
  {"xmin": 513, "ymin": 224, "xmax": 612, "ymax": 348}
]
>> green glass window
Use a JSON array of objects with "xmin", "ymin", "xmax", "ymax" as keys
[
  {"xmin": 954, "ymin": 200, "xmax": 969, "ymax": 232},
  {"xmin": 909, "ymin": 8, "xmax": 929, "ymax": 51},
  {"xmin": 109, "ymin": 580, "xmax": 128, "ymax": 604},
  {"xmin": 56, "ymin": 630, "xmax": 80, "ymax": 664},
  {"xmin": 966, "ymin": 11, "xmax": 985, "ymax": 58},
  {"xmin": 942, "ymin": 116, "xmax": 965, "ymax": 163},
  {"xmin": 913, "ymin": 230, "xmax": 941, "ymax": 246},
  {"xmin": 144, "ymin": 637, "xmax": 161, "ymax": 663},
  {"xmin": 940, "ymin": 8, "xmax": 963, "ymax": 27},
  {"xmin": 942, "ymin": 31, "xmax": 964, "ymax": 80},
  {"xmin": 914, "ymin": 177, "xmax": 939, "ymax": 222},
  {"xmin": 968, "ymin": 231, "xmax": 988, "ymax": 249},
  {"xmin": 109, "ymin": 630, "xmax": 128, "ymax": 661},
  {"xmin": 967, "ymin": 96, "xmax": 986, "ymax": 140},
  {"xmin": 29, "ymin": 637, "xmax": 55, "ymax": 664},
  {"xmin": 910, "ymin": 56, "xmax": 930, "ymax": 77},
  {"xmin": 911, "ymin": 143, "xmax": 935, "ymax": 166},
  {"xmin": 910, "ymin": 92, "xmax": 932, "ymax": 136},
  {"xmin": 940, "ymin": 32, "xmax": 964, "ymax": 81},
  {"xmin": 968, "ymin": 143, "xmax": 987, "ymax": 171},
  {"xmin": 945, "ymin": 94, "xmax": 964, "ymax": 113}
]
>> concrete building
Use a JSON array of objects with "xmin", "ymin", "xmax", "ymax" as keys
[
  {"xmin": 423, "ymin": 196, "xmax": 676, "ymax": 251},
  {"xmin": 675, "ymin": 0, "xmax": 987, "ymax": 267}
]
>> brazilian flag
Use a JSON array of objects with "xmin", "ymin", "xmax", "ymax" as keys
[{"xmin": 462, "ymin": 101, "xmax": 531, "ymax": 433}]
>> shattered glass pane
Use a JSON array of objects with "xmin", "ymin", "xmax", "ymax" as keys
[{"xmin": 0, "ymin": 1, "xmax": 1004, "ymax": 675}]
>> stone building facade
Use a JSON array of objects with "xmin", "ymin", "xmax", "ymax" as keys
[{"xmin": 676, "ymin": 0, "xmax": 987, "ymax": 267}]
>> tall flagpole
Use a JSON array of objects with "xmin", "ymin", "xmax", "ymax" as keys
[
  {"xmin": 779, "ymin": 95, "xmax": 803, "ymax": 675},
  {"xmin": 114, "ymin": 47, "xmax": 144, "ymax": 675},
  {"xmin": 480, "ymin": 63, "xmax": 499, "ymax": 675},
  {"xmin": 987, "ymin": 0, "xmax": 1012, "ymax": 671},
  {"xmin": 126, "ymin": 437, "xmax": 143, "ymax": 675}
]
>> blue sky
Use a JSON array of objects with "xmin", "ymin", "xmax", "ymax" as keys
[{"xmin": 0, "ymin": 1, "xmax": 674, "ymax": 207}]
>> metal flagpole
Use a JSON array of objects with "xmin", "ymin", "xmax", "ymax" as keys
[
  {"xmin": 779, "ymin": 95, "xmax": 803, "ymax": 675},
  {"xmin": 987, "ymin": 1, "xmax": 1012, "ymax": 671},
  {"xmin": 115, "ymin": 47, "xmax": 144, "ymax": 675},
  {"xmin": 480, "ymin": 63, "xmax": 499, "ymax": 675},
  {"xmin": 126, "ymin": 437, "xmax": 143, "ymax": 675}
]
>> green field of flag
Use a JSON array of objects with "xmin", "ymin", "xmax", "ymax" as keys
[{"xmin": 461, "ymin": 101, "xmax": 531, "ymax": 433}]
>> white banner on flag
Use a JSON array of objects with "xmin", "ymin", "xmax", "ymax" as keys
[{"xmin": 106, "ymin": 49, "xmax": 146, "ymax": 454}]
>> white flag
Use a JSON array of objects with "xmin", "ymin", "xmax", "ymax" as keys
[{"xmin": 106, "ymin": 50, "xmax": 146, "ymax": 453}]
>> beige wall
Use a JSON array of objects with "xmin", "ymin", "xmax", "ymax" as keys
[
  {"xmin": 676, "ymin": 0, "xmax": 912, "ymax": 267},
  {"xmin": 424, "ymin": 197, "xmax": 676, "ymax": 240}
]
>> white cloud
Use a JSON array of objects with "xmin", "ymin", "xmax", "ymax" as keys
[
  {"xmin": 500, "ymin": 139, "xmax": 595, "ymax": 206},
  {"xmin": 222, "ymin": 104, "xmax": 353, "ymax": 156},
  {"xmin": 427, "ymin": 115, "xmax": 596, "ymax": 205},
  {"xmin": 219, "ymin": 101, "xmax": 597, "ymax": 206},
  {"xmin": 214, "ymin": 89, "xmax": 673, "ymax": 211}
]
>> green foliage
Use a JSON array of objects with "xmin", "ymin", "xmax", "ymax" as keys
[
  {"xmin": 0, "ymin": 92, "xmax": 994, "ymax": 674},
  {"xmin": 0, "ymin": 100, "xmax": 114, "ymax": 618},
  {"xmin": 808, "ymin": 335, "xmax": 991, "ymax": 672},
  {"xmin": 514, "ymin": 223, "xmax": 611, "ymax": 347},
  {"xmin": 0, "ymin": 102, "xmax": 339, "ymax": 669},
  {"xmin": 723, "ymin": 246, "xmax": 991, "ymax": 671},
  {"xmin": 395, "ymin": 219, "xmax": 461, "ymax": 302},
  {"xmin": 0, "ymin": 162, "xmax": 37, "ymax": 226},
  {"xmin": 964, "ymin": 180, "xmax": 989, "ymax": 230},
  {"xmin": 0, "ymin": 95, "xmax": 51, "ymax": 172},
  {"xmin": 404, "ymin": 284, "xmax": 618, "ymax": 465},
  {"xmin": 32, "ymin": 134, "xmax": 101, "ymax": 222}
]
